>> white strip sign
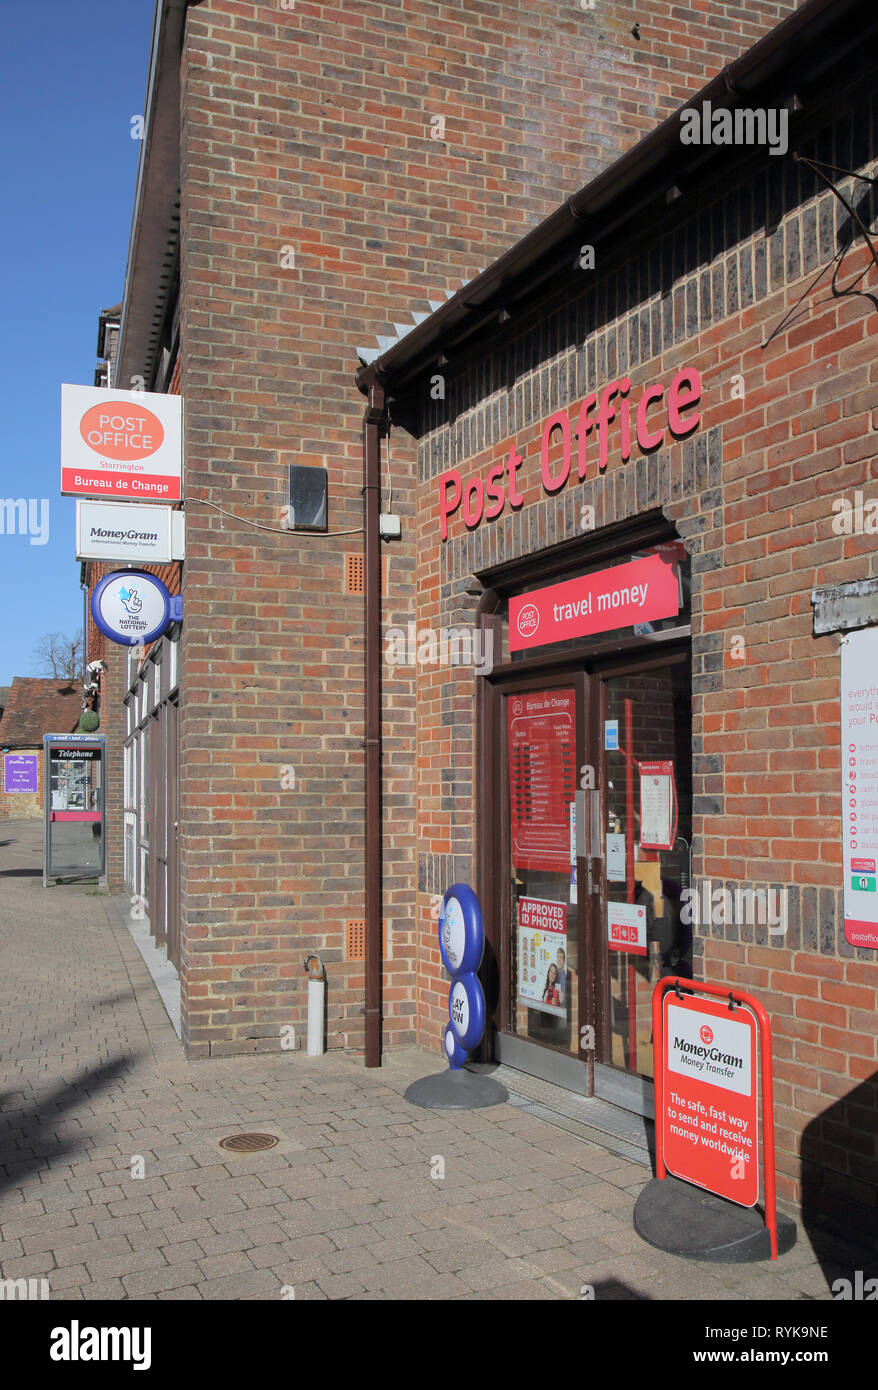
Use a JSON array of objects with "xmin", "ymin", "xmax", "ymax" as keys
[{"xmin": 75, "ymin": 501, "xmax": 185, "ymax": 563}]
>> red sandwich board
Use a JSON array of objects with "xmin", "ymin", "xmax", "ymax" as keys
[{"xmin": 653, "ymin": 977, "xmax": 779, "ymax": 1258}]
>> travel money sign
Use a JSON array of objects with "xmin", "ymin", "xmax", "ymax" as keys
[{"xmin": 509, "ymin": 552, "xmax": 680, "ymax": 651}]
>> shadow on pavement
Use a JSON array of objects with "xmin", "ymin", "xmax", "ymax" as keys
[
  {"xmin": 0, "ymin": 1054, "xmax": 140, "ymax": 1197},
  {"xmin": 590, "ymin": 1278, "xmax": 652, "ymax": 1300}
]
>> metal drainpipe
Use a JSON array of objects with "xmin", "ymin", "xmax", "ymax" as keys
[{"xmin": 363, "ymin": 382, "xmax": 386, "ymax": 1067}]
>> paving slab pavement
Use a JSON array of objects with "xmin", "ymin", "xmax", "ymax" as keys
[{"xmin": 0, "ymin": 818, "xmax": 869, "ymax": 1301}]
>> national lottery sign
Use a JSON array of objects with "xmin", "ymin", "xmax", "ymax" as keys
[{"xmin": 662, "ymin": 991, "xmax": 759, "ymax": 1208}]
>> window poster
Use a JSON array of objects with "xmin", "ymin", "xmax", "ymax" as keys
[
  {"xmin": 508, "ymin": 688, "xmax": 576, "ymax": 871},
  {"xmin": 639, "ymin": 759, "xmax": 677, "ymax": 851},
  {"xmin": 517, "ymin": 898, "xmax": 568, "ymax": 1018},
  {"xmin": 607, "ymin": 899, "xmax": 647, "ymax": 956}
]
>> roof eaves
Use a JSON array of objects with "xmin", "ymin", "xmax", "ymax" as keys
[{"xmin": 354, "ymin": 0, "xmax": 871, "ymax": 396}]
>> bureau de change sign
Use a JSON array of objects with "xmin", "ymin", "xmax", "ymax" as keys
[
  {"xmin": 662, "ymin": 991, "xmax": 759, "ymax": 1208},
  {"xmin": 61, "ymin": 385, "xmax": 182, "ymax": 502}
]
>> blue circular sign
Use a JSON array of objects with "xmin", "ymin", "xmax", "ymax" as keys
[
  {"xmin": 447, "ymin": 972, "xmax": 486, "ymax": 1052},
  {"xmin": 91, "ymin": 569, "xmax": 172, "ymax": 647},
  {"xmin": 438, "ymin": 883, "xmax": 484, "ymax": 977}
]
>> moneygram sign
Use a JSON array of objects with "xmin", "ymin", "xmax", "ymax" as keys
[
  {"xmin": 75, "ymin": 501, "xmax": 185, "ymax": 564},
  {"xmin": 61, "ymin": 385, "xmax": 182, "ymax": 502}
]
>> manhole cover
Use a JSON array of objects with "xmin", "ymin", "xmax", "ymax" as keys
[{"xmin": 219, "ymin": 1132, "xmax": 279, "ymax": 1153}]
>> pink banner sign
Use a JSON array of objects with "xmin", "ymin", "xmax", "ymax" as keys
[{"xmin": 509, "ymin": 552, "xmax": 679, "ymax": 652}]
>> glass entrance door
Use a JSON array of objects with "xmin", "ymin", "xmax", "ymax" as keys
[
  {"xmin": 492, "ymin": 654, "xmax": 692, "ymax": 1112},
  {"xmin": 494, "ymin": 673, "xmax": 593, "ymax": 1089},
  {"xmin": 594, "ymin": 658, "xmax": 693, "ymax": 1113},
  {"xmin": 508, "ymin": 682, "xmax": 579, "ymax": 1055}
]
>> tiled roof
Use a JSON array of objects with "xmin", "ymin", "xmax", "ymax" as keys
[{"xmin": 0, "ymin": 677, "xmax": 80, "ymax": 748}]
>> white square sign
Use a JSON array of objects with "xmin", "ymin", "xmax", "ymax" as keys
[
  {"xmin": 61, "ymin": 385, "xmax": 182, "ymax": 502},
  {"xmin": 666, "ymin": 1002, "xmax": 753, "ymax": 1096}
]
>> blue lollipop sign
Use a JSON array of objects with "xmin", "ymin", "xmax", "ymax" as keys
[
  {"xmin": 439, "ymin": 884, "xmax": 486, "ymax": 1069},
  {"xmin": 405, "ymin": 882, "xmax": 507, "ymax": 1109}
]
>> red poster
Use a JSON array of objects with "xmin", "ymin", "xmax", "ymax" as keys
[
  {"xmin": 662, "ymin": 993, "xmax": 759, "ymax": 1208},
  {"xmin": 508, "ymin": 689, "xmax": 576, "ymax": 871},
  {"xmin": 509, "ymin": 552, "xmax": 679, "ymax": 652}
]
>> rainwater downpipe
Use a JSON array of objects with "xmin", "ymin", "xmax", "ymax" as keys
[{"xmin": 363, "ymin": 382, "xmax": 386, "ymax": 1068}]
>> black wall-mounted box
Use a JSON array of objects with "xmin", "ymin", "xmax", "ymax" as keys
[{"xmin": 287, "ymin": 465, "xmax": 328, "ymax": 531}]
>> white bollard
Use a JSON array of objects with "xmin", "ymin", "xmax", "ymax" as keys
[{"xmin": 307, "ymin": 976, "xmax": 325, "ymax": 1056}]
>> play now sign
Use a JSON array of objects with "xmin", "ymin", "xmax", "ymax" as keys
[{"xmin": 509, "ymin": 552, "xmax": 679, "ymax": 652}]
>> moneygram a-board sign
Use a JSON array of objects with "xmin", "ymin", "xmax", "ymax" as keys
[
  {"xmin": 61, "ymin": 385, "xmax": 183, "ymax": 502},
  {"xmin": 662, "ymin": 991, "xmax": 759, "ymax": 1208}
]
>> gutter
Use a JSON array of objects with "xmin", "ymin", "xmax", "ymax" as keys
[{"xmin": 355, "ymin": 0, "xmax": 873, "ymax": 396}]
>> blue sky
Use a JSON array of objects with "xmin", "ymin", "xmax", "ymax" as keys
[{"xmin": 0, "ymin": 0, "xmax": 155, "ymax": 686}]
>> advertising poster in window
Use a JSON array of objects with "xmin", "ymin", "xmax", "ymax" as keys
[
  {"xmin": 517, "ymin": 898, "xmax": 568, "ymax": 1018},
  {"xmin": 507, "ymin": 688, "xmax": 576, "ymax": 871},
  {"xmin": 639, "ymin": 759, "xmax": 677, "ymax": 851},
  {"xmin": 841, "ymin": 629, "xmax": 878, "ymax": 950},
  {"xmin": 607, "ymin": 899, "xmax": 647, "ymax": 956}
]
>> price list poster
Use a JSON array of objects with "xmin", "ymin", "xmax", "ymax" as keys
[{"xmin": 507, "ymin": 688, "xmax": 576, "ymax": 872}]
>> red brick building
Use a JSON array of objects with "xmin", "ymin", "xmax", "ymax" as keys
[{"xmin": 86, "ymin": 0, "xmax": 877, "ymax": 1238}]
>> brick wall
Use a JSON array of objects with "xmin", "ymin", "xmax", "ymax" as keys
[
  {"xmin": 175, "ymin": 0, "xmax": 798, "ymax": 1058},
  {"xmin": 410, "ymin": 71, "xmax": 878, "ymax": 1231}
]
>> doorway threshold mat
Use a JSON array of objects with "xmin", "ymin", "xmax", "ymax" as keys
[{"xmin": 485, "ymin": 1063, "xmax": 654, "ymax": 1168}]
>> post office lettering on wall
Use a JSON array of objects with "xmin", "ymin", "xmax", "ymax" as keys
[{"xmin": 437, "ymin": 366, "xmax": 701, "ymax": 541}]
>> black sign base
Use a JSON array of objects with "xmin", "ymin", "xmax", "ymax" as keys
[
  {"xmin": 634, "ymin": 1174, "xmax": 797, "ymax": 1262},
  {"xmin": 404, "ymin": 1066, "xmax": 509, "ymax": 1110}
]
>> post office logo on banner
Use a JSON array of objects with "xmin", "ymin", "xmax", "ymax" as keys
[
  {"xmin": 90, "ymin": 570, "xmax": 181, "ymax": 646},
  {"xmin": 61, "ymin": 385, "xmax": 183, "ymax": 502}
]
